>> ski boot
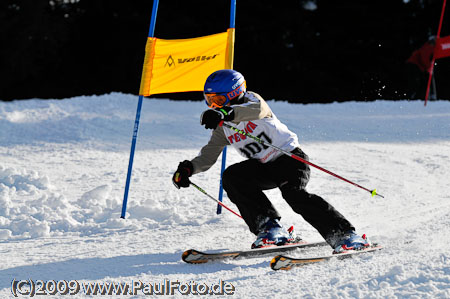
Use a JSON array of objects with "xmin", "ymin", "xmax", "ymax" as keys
[
  {"xmin": 251, "ymin": 218, "xmax": 301, "ymax": 249},
  {"xmin": 332, "ymin": 231, "xmax": 371, "ymax": 254}
]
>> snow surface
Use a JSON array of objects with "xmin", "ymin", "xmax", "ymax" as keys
[{"xmin": 0, "ymin": 93, "xmax": 449, "ymax": 298}]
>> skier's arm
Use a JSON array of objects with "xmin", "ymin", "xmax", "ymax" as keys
[
  {"xmin": 190, "ymin": 92, "xmax": 271, "ymax": 174},
  {"xmin": 191, "ymin": 126, "xmax": 229, "ymax": 174}
]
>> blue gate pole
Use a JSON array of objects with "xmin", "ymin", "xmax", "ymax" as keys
[
  {"xmin": 217, "ymin": 147, "xmax": 227, "ymax": 214},
  {"xmin": 121, "ymin": 0, "xmax": 160, "ymax": 219},
  {"xmin": 230, "ymin": 0, "xmax": 236, "ymax": 29},
  {"xmin": 217, "ymin": 0, "xmax": 237, "ymax": 215}
]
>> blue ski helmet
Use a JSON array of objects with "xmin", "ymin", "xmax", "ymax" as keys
[{"xmin": 204, "ymin": 69, "xmax": 246, "ymax": 108}]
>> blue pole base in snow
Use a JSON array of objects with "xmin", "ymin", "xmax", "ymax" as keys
[
  {"xmin": 217, "ymin": 147, "xmax": 227, "ymax": 214},
  {"xmin": 121, "ymin": 95, "xmax": 144, "ymax": 218}
]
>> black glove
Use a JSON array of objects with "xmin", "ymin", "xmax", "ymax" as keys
[
  {"xmin": 200, "ymin": 106, "xmax": 234, "ymax": 129},
  {"xmin": 172, "ymin": 160, "xmax": 193, "ymax": 189}
]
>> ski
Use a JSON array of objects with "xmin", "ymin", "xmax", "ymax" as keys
[
  {"xmin": 182, "ymin": 241, "xmax": 329, "ymax": 264},
  {"xmin": 270, "ymin": 244, "xmax": 383, "ymax": 271}
]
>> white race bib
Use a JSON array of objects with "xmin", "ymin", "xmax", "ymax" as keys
[{"xmin": 223, "ymin": 114, "xmax": 300, "ymax": 163}]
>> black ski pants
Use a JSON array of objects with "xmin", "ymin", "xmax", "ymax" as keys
[{"xmin": 222, "ymin": 148, "xmax": 354, "ymax": 244}]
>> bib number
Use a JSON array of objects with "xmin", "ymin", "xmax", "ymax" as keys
[{"xmin": 239, "ymin": 132, "xmax": 272, "ymax": 158}]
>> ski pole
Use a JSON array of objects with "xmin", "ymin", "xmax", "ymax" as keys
[
  {"xmin": 220, "ymin": 122, "xmax": 384, "ymax": 198},
  {"xmin": 190, "ymin": 181, "xmax": 243, "ymax": 219}
]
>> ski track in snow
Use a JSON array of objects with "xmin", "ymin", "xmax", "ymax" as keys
[{"xmin": 0, "ymin": 93, "xmax": 449, "ymax": 298}]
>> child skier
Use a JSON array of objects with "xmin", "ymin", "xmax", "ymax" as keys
[{"xmin": 172, "ymin": 69, "xmax": 370, "ymax": 252}]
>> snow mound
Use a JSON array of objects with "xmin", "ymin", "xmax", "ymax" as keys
[{"xmin": 0, "ymin": 165, "xmax": 188, "ymax": 240}]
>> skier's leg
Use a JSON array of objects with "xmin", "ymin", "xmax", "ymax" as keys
[
  {"xmin": 281, "ymin": 188, "xmax": 355, "ymax": 244},
  {"xmin": 272, "ymin": 148, "xmax": 355, "ymax": 245},
  {"xmin": 222, "ymin": 159, "xmax": 279, "ymax": 234}
]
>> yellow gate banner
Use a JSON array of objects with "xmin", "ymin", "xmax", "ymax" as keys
[{"xmin": 139, "ymin": 28, "xmax": 235, "ymax": 96}]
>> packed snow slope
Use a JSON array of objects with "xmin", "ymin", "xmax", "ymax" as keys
[{"xmin": 0, "ymin": 93, "xmax": 449, "ymax": 298}]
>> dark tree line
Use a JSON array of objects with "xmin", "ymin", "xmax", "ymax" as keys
[{"xmin": 1, "ymin": 0, "xmax": 449, "ymax": 103}]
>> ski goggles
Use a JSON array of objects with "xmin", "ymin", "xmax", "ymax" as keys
[
  {"xmin": 204, "ymin": 81, "xmax": 246, "ymax": 108},
  {"xmin": 204, "ymin": 93, "xmax": 228, "ymax": 108}
]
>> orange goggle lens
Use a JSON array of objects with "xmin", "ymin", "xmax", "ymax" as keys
[
  {"xmin": 204, "ymin": 81, "xmax": 246, "ymax": 108},
  {"xmin": 204, "ymin": 93, "xmax": 228, "ymax": 108}
]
